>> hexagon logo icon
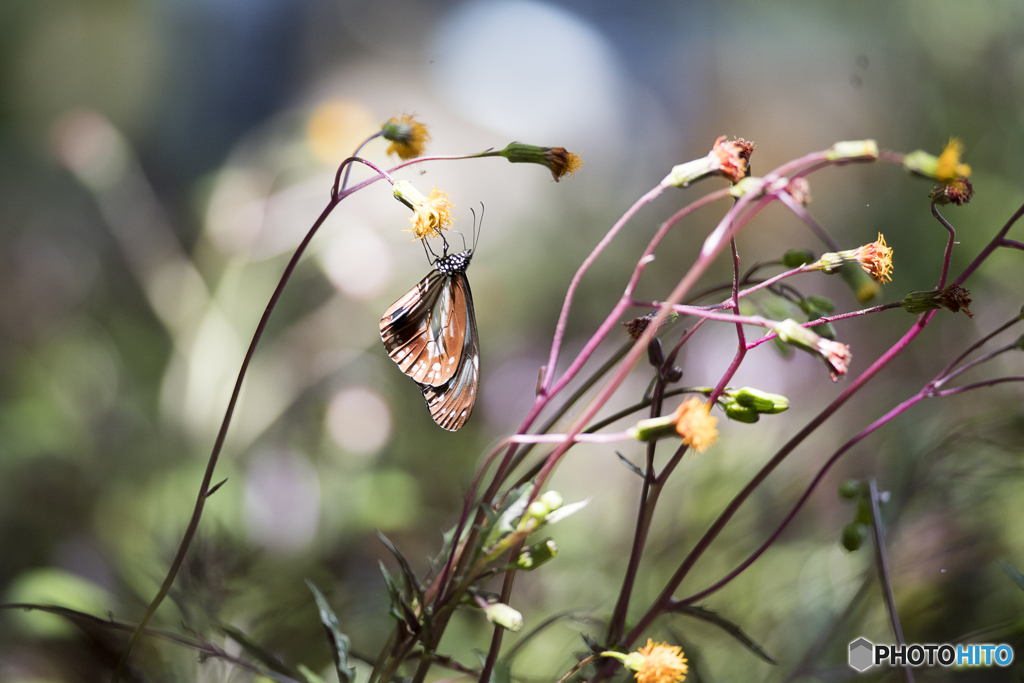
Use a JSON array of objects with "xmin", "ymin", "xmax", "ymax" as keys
[{"xmin": 849, "ymin": 637, "xmax": 874, "ymax": 672}]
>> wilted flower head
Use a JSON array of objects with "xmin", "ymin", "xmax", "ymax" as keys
[
  {"xmin": 710, "ymin": 136, "xmax": 755, "ymax": 183},
  {"xmin": 494, "ymin": 143, "xmax": 582, "ymax": 181},
  {"xmin": 602, "ymin": 640, "xmax": 688, "ymax": 683},
  {"xmin": 902, "ymin": 284, "xmax": 973, "ymax": 318},
  {"xmin": 392, "ymin": 180, "xmax": 453, "ymax": 240},
  {"xmin": 661, "ymin": 136, "xmax": 755, "ymax": 188},
  {"xmin": 931, "ymin": 177, "xmax": 975, "ymax": 206},
  {"xmin": 382, "ymin": 113, "xmax": 431, "ymax": 160},
  {"xmin": 774, "ymin": 319, "xmax": 851, "ymax": 382}
]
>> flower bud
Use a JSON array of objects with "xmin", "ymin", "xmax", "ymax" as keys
[
  {"xmin": 841, "ymin": 522, "xmax": 868, "ymax": 552},
  {"xmin": 647, "ymin": 337, "xmax": 665, "ymax": 368},
  {"xmin": 827, "ymin": 140, "xmax": 879, "ymax": 163},
  {"xmin": 515, "ymin": 539, "xmax": 558, "ymax": 570},
  {"xmin": 838, "ymin": 480, "xmax": 862, "ymax": 500},
  {"xmin": 931, "ymin": 177, "xmax": 974, "ymax": 206},
  {"xmin": 782, "ymin": 248, "xmax": 816, "ymax": 268},
  {"xmin": 729, "ymin": 387, "xmax": 789, "ymax": 413},
  {"xmin": 482, "ymin": 602, "xmax": 524, "ymax": 631}
]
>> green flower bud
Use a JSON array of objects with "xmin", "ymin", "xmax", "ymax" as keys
[
  {"xmin": 827, "ymin": 140, "xmax": 879, "ymax": 162},
  {"xmin": 724, "ymin": 402, "xmax": 760, "ymax": 423},
  {"xmin": 729, "ymin": 387, "xmax": 789, "ymax": 413},
  {"xmin": 841, "ymin": 522, "xmax": 868, "ymax": 552},
  {"xmin": 515, "ymin": 539, "xmax": 558, "ymax": 570},
  {"xmin": 838, "ymin": 480, "xmax": 862, "ymax": 500},
  {"xmin": 782, "ymin": 248, "xmax": 816, "ymax": 268},
  {"xmin": 483, "ymin": 602, "xmax": 524, "ymax": 631}
]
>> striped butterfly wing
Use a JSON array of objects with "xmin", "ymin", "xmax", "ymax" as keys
[
  {"xmin": 380, "ymin": 269, "xmax": 466, "ymax": 387},
  {"xmin": 419, "ymin": 272, "xmax": 479, "ymax": 431}
]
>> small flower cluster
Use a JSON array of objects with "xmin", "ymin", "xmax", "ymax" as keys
[{"xmin": 603, "ymin": 640, "xmax": 689, "ymax": 683}]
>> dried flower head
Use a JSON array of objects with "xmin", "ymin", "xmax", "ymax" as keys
[
  {"xmin": 940, "ymin": 283, "xmax": 973, "ymax": 317},
  {"xmin": 382, "ymin": 113, "xmax": 431, "ymax": 160},
  {"xmin": 495, "ymin": 143, "xmax": 582, "ymax": 181},
  {"xmin": 902, "ymin": 284, "xmax": 973, "ymax": 318},
  {"xmin": 673, "ymin": 397, "xmax": 718, "ymax": 453},
  {"xmin": 711, "ymin": 136, "xmax": 755, "ymax": 183},
  {"xmin": 392, "ymin": 180, "xmax": 453, "ymax": 240},
  {"xmin": 661, "ymin": 136, "xmax": 756, "ymax": 188},
  {"xmin": 603, "ymin": 640, "xmax": 688, "ymax": 683},
  {"xmin": 774, "ymin": 319, "xmax": 852, "ymax": 382},
  {"xmin": 785, "ymin": 177, "xmax": 812, "ymax": 206},
  {"xmin": 931, "ymin": 177, "xmax": 974, "ymax": 206},
  {"xmin": 545, "ymin": 146, "xmax": 583, "ymax": 181}
]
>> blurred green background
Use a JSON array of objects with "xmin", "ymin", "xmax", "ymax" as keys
[{"xmin": 1, "ymin": 0, "xmax": 1024, "ymax": 680}]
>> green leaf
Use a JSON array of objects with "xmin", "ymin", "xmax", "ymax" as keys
[
  {"xmin": 221, "ymin": 624, "xmax": 304, "ymax": 679},
  {"xmin": 297, "ymin": 664, "xmax": 330, "ymax": 683},
  {"xmin": 377, "ymin": 532, "xmax": 424, "ymax": 605},
  {"xmin": 1000, "ymin": 559, "xmax": 1024, "ymax": 592},
  {"xmin": 306, "ymin": 579, "xmax": 357, "ymax": 683},
  {"xmin": 672, "ymin": 604, "xmax": 776, "ymax": 664},
  {"xmin": 490, "ymin": 659, "xmax": 513, "ymax": 683}
]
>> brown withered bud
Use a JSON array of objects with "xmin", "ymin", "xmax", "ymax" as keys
[
  {"xmin": 931, "ymin": 177, "xmax": 974, "ymax": 206},
  {"xmin": 940, "ymin": 283, "xmax": 973, "ymax": 317}
]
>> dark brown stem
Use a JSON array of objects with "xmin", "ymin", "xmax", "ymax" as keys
[
  {"xmin": 868, "ymin": 480, "xmax": 914, "ymax": 683},
  {"xmin": 115, "ymin": 156, "xmax": 391, "ymax": 681}
]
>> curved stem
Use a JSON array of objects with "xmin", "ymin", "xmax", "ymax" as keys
[
  {"xmin": 115, "ymin": 158, "xmax": 389, "ymax": 680},
  {"xmin": 931, "ymin": 202, "xmax": 956, "ymax": 289}
]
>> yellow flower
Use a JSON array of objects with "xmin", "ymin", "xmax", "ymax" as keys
[
  {"xmin": 382, "ymin": 113, "xmax": 431, "ymax": 160},
  {"xmin": 602, "ymin": 640, "xmax": 688, "ymax": 683},
  {"xmin": 548, "ymin": 147, "xmax": 583, "ymax": 181},
  {"xmin": 809, "ymin": 234, "xmax": 894, "ymax": 284},
  {"xmin": 935, "ymin": 137, "xmax": 971, "ymax": 183},
  {"xmin": 392, "ymin": 180, "xmax": 454, "ymax": 240},
  {"xmin": 673, "ymin": 397, "xmax": 718, "ymax": 453},
  {"xmin": 850, "ymin": 233, "xmax": 893, "ymax": 284}
]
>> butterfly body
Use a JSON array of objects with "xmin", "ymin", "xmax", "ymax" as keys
[{"xmin": 381, "ymin": 249, "xmax": 479, "ymax": 431}]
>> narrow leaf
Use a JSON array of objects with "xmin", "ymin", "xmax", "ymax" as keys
[
  {"xmin": 616, "ymin": 452, "xmax": 645, "ymax": 478},
  {"xmin": 305, "ymin": 579, "xmax": 357, "ymax": 683},
  {"xmin": 221, "ymin": 624, "xmax": 302, "ymax": 679},
  {"xmin": 1000, "ymin": 559, "xmax": 1024, "ymax": 592},
  {"xmin": 377, "ymin": 532, "xmax": 424, "ymax": 604},
  {"xmin": 672, "ymin": 603, "xmax": 776, "ymax": 664}
]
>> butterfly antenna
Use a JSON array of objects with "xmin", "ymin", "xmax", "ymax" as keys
[{"xmin": 473, "ymin": 202, "xmax": 484, "ymax": 252}]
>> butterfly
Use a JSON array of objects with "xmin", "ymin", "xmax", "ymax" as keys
[{"xmin": 380, "ymin": 233, "xmax": 480, "ymax": 431}]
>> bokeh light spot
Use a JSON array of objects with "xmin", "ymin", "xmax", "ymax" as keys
[
  {"xmin": 243, "ymin": 450, "xmax": 321, "ymax": 554},
  {"xmin": 306, "ymin": 99, "xmax": 377, "ymax": 165},
  {"xmin": 326, "ymin": 386, "xmax": 392, "ymax": 455}
]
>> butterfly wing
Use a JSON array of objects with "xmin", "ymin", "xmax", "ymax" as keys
[
  {"xmin": 380, "ymin": 269, "xmax": 466, "ymax": 387},
  {"xmin": 419, "ymin": 273, "xmax": 480, "ymax": 431}
]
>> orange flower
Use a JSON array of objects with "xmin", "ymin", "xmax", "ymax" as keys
[
  {"xmin": 603, "ymin": 640, "xmax": 688, "ymax": 683},
  {"xmin": 672, "ymin": 397, "xmax": 718, "ymax": 453},
  {"xmin": 850, "ymin": 233, "xmax": 893, "ymax": 284}
]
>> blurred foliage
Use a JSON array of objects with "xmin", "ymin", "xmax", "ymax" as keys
[{"xmin": 1, "ymin": 0, "xmax": 1024, "ymax": 681}]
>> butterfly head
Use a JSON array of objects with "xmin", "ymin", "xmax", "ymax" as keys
[{"xmin": 434, "ymin": 249, "xmax": 473, "ymax": 276}]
